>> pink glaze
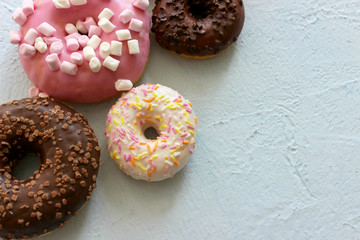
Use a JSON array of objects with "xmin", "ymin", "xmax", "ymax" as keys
[{"xmin": 17, "ymin": 0, "xmax": 150, "ymax": 103}]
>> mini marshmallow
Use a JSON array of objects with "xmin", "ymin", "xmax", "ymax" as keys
[
  {"xmin": 70, "ymin": 0, "xmax": 87, "ymax": 5},
  {"xmin": 43, "ymin": 37, "xmax": 61, "ymax": 45},
  {"xmin": 89, "ymin": 57, "xmax": 101, "ymax": 73},
  {"xmin": 60, "ymin": 61, "xmax": 78, "ymax": 75},
  {"xmin": 119, "ymin": 9, "xmax": 135, "ymax": 24},
  {"xmin": 103, "ymin": 56, "xmax": 120, "ymax": 72},
  {"xmin": 127, "ymin": 40, "xmax": 140, "ymax": 54},
  {"xmin": 110, "ymin": 41, "xmax": 122, "ymax": 56},
  {"xmin": 29, "ymin": 86, "xmax": 40, "ymax": 98},
  {"xmin": 65, "ymin": 32, "xmax": 81, "ymax": 41},
  {"xmin": 115, "ymin": 79, "xmax": 133, "ymax": 91},
  {"xmin": 66, "ymin": 38, "xmax": 80, "ymax": 51},
  {"xmin": 65, "ymin": 23, "xmax": 78, "ymax": 35},
  {"xmin": 78, "ymin": 35, "xmax": 89, "ymax": 47},
  {"xmin": 89, "ymin": 25, "xmax": 102, "ymax": 38},
  {"xmin": 83, "ymin": 46, "xmax": 96, "ymax": 61},
  {"xmin": 38, "ymin": 92, "xmax": 49, "ymax": 98},
  {"xmin": 45, "ymin": 53, "xmax": 61, "ymax": 71},
  {"xmin": 50, "ymin": 41, "xmax": 64, "ymax": 54},
  {"xmin": 87, "ymin": 35, "xmax": 101, "ymax": 49},
  {"xmin": 76, "ymin": 20, "xmax": 88, "ymax": 34},
  {"xmin": 35, "ymin": 38, "xmax": 48, "ymax": 53},
  {"xmin": 22, "ymin": 0, "xmax": 35, "ymax": 16},
  {"xmin": 12, "ymin": 8, "xmax": 27, "ymax": 26},
  {"xmin": 100, "ymin": 42, "xmax": 111, "ymax": 59},
  {"xmin": 9, "ymin": 31, "xmax": 22, "ymax": 44},
  {"xmin": 19, "ymin": 44, "xmax": 36, "ymax": 57},
  {"xmin": 52, "ymin": 0, "xmax": 70, "ymax": 9},
  {"xmin": 98, "ymin": 8, "xmax": 114, "ymax": 20},
  {"xmin": 132, "ymin": 0, "xmax": 149, "ymax": 10},
  {"xmin": 129, "ymin": 19, "xmax": 143, "ymax": 32},
  {"xmin": 83, "ymin": 17, "xmax": 97, "ymax": 31},
  {"xmin": 98, "ymin": 18, "xmax": 115, "ymax": 33},
  {"xmin": 37, "ymin": 22, "xmax": 56, "ymax": 37},
  {"xmin": 70, "ymin": 52, "xmax": 83, "ymax": 65},
  {"xmin": 24, "ymin": 28, "xmax": 39, "ymax": 45},
  {"xmin": 116, "ymin": 29, "xmax": 131, "ymax": 41}
]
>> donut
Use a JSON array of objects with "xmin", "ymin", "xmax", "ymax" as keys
[
  {"xmin": 105, "ymin": 84, "xmax": 197, "ymax": 181},
  {"xmin": 0, "ymin": 97, "xmax": 101, "ymax": 239},
  {"xmin": 9, "ymin": 0, "xmax": 150, "ymax": 103},
  {"xmin": 151, "ymin": 0, "xmax": 245, "ymax": 59}
]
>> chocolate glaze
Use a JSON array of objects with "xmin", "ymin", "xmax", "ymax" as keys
[
  {"xmin": 0, "ymin": 97, "xmax": 101, "ymax": 239},
  {"xmin": 152, "ymin": 0, "xmax": 245, "ymax": 57}
]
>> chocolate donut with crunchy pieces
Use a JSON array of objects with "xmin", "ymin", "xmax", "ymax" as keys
[
  {"xmin": 151, "ymin": 0, "xmax": 245, "ymax": 58},
  {"xmin": 0, "ymin": 97, "xmax": 101, "ymax": 239}
]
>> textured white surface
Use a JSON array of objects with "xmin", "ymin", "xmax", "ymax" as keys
[{"xmin": 1, "ymin": 0, "xmax": 360, "ymax": 239}]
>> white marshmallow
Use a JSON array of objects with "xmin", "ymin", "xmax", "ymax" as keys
[
  {"xmin": 119, "ymin": 9, "xmax": 135, "ymax": 24},
  {"xmin": 65, "ymin": 23, "xmax": 78, "ymax": 35},
  {"xmin": 60, "ymin": 61, "xmax": 78, "ymax": 75},
  {"xmin": 127, "ymin": 40, "xmax": 140, "ymax": 54},
  {"xmin": 45, "ymin": 53, "xmax": 61, "ymax": 70},
  {"xmin": 76, "ymin": 20, "xmax": 88, "ymax": 34},
  {"xmin": 87, "ymin": 35, "xmax": 101, "ymax": 49},
  {"xmin": 9, "ymin": 31, "xmax": 22, "ymax": 44},
  {"xmin": 132, "ymin": 0, "xmax": 149, "ymax": 10},
  {"xmin": 116, "ymin": 29, "xmax": 131, "ymax": 41},
  {"xmin": 35, "ymin": 38, "xmax": 48, "ymax": 53},
  {"xmin": 110, "ymin": 41, "xmax": 122, "ymax": 56},
  {"xmin": 78, "ymin": 35, "xmax": 89, "ymax": 47},
  {"xmin": 129, "ymin": 19, "xmax": 143, "ymax": 32},
  {"xmin": 38, "ymin": 92, "xmax": 49, "ymax": 98},
  {"xmin": 50, "ymin": 41, "xmax": 64, "ymax": 55},
  {"xmin": 100, "ymin": 42, "xmax": 111, "ymax": 59},
  {"xmin": 12, "ymin": 8, "xmax": 27, "ymax": 26},
  {"xmin": 115, "ymin": 79, "xmax": 133, "ymax": 91},
  {"xmin": 29, "ymin": 86, "xmax": 40, "ymax": 98},
  {"xmin": 52, "ymin": 0, "xmax": 70, "ymax": 8},
  {"xmin": 24, "ymin": 28, "xmax": 39, "ymax": 45},
  {"xmin": 22, "ymin": 0, "xmax": 35, "ymax": 16},
  {"xmin": 89, "ymin": 57, "xmax": 101, "ymax": 73},
  {"xmin": 103, "ymin": 56, "xmax": 120, "ymax": 72},
  {"xmin": 70, "ymin": 0, "xmax": 87, "ymax": 5},
  {"xmin": 89, "ymin": 25, "xmax": 102, "ymax": 38},
  {"xmin": 98, "ymin": 8, "xmax": 114, "ymax": 20},
  {"xmin": 37, "ymin": 22, "xmax": 56, "ymax": 36},
  {"xmin": 98, "ymin": 18, "xmax": 115, "ymax": 33},
  {"xmin": 70, "ymin": 52, "xmax": 83, "ymax": 65},
  {"xmin": 83, "ymin": 46, "xmax": 96, "ymax": 61},
  {"xmin": 19, "ymin": 44, "xmax": 36, "ymax": 57}
]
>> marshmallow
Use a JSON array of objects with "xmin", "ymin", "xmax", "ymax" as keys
[
  {"xmin": 83, "ymin": 46, "xmax": 96, "ymax": 61},
  {"xmin": 132, "ymin": 0, "xmax": 149, "ymax": 10},
  {"xmin": 89, "ymin": 25, "xmax": 102, "ymax": 38},
  {"xmin": 60, "ymin": 61, "xmax": 78, "ymax": 75},
  {"xmin": 87, "ymin": 35, "xmax": 101, "ymax": 49},
  {"xmin": 50, "ymin": 41, "xmax": 64, "ymax": 55},
  {"xmin": 110, "ymin": 41, "xmax": 122, "ymax": 56},
  {"xmin": 115, "ymin": 79, "xmax": 133, "ymax": 91},
  {"xmin": 128, "ymin": 40, "xmax": 140, "ymax": 54},
  {"xmin": 9, "ymin": 31, "xmax": 22, "ymax": 44},
  {"xmin": 98, "ymin": 18, "xmax": 115, "ymax": 33},
  {"xmin": 89, "ymin": 57, "xmax": 101, "ymax": 73},
  {"xmin": 65, "ymin": 23, "xmax": 78, "ymax": 35},
  {"xmin": 70, "ymin": 0, "xmax": 87, "ymax": 5},
  {"xmin": 24, "ymin": 28, "xmax": 39, "ymax": 45},
  {"xmin": 37, "ymin": 22, "xmax": 56, "ymax": 37},
  {"xmin": 43, "ymin": 37, "xmax": 61, "ymax": 45},
  {"xmin": 52, "ymin": 0, "xmax": 70, "ymax": 8},
  {"xmin": 119, "ymin": 9, "xmax": 135, "ymax": 24},
  {"xmin": 45, "ymin": 53, "xmax": 61, "ymax": 71},
  {"xmin": 35, "ymin": 38, "xmax": 48, "ymax": 53},
  {"xmin": 66, "ymin": 38, "xmax": 80, "ymax": 51},
  {"xmin": 129, "ymin": 19, "xmax": 143, "ymax": 32},
  {"xmin": 83, "ymin": 17, "xmax": 97, "ymax": 31},
  {"xmin": 98, "ymin": 8, "xmax": 114, "ymax": 20},
  {"xmin": 65, "ymin": 32, "xmax": 81, "ymax": 41},
  {"xmin": 116, "ymin": 29, "xmax": 131, "ymax": 41},
  {"xmin": 38, "ymin": 92, "xmax": 49, "ymax": 98},
  {"xmin": 76, "ymin": 20, "xmax": 88, "ymax": 34},
  {"xmin": 12, "ymin": 8, "xmax": 27, "ymax": 26},
  {"xmin": 22, "ymin": 0, "xmax": 35, "ymax": 16},
  {"xmin": 19, "ymin": 44, "xmax": 36, "ymax": 57},
  {"xmin": 70, "ymin": 52, "xmax": 83, "ymax": 65},
  {"xmin": 103, "ymin": 56, "xmax": 120, "ymax": 72},
  {"xmin": 100, "ymin": 42, "xmax": 111, "ymax": 59},
  {"xmin": 78, "ymin": 35, "xmax": 89, "ymax": 47},
  {"xmin": 29, "ymin": 86, "xmax": 40, "ymax": 98}
]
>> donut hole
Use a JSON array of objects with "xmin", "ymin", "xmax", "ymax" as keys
[
  {"xmin": 144, "ymin": 127, "xmax": 160, "ymax": 140},
  {"xmin": 12, "ymin": 152, "xmax": 41, "ymax": 180},
  {"xmin": 187, "ymin": 0, "xmax": 214, "ymax": 20}
]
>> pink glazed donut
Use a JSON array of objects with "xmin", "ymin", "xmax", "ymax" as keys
[{"xmin": 9, "ymin": 0, "xmax": 150, "ymax": 103}]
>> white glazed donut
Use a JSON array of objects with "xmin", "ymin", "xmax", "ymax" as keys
[{"xmin": 105, "ymin": 84, "xmax": 197, "ymax": 181}]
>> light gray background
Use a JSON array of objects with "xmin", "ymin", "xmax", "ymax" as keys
[{"xmin": 1, "ymin": 0, "xmax": 360, "ymax": 239}]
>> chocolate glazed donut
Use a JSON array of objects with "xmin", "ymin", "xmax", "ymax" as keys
[
  {"xmin": 0, "ymin": 97, "xmax": 101, "ymax": 239},
  {"xmin": 152, "ymin": 0, "xmax": 245, "ymax": 58}
]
